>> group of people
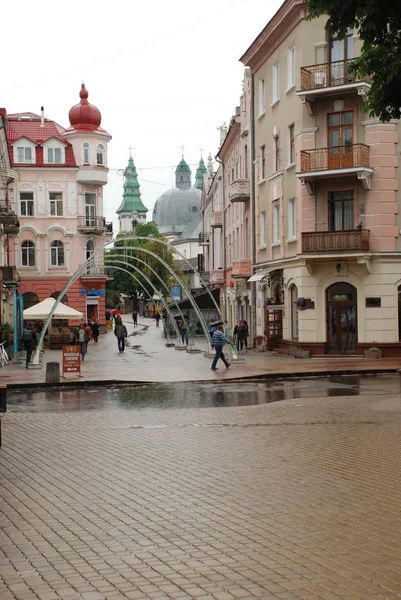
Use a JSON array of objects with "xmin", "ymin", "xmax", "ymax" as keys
[
  {"xmin": 233, "ymin": 319, "xmax": 249, "ymax": 351},
  {"xmin": 77, "ymin": 320, "xmax": 101, "ymax": 360}
]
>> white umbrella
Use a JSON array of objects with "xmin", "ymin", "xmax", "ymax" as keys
[{"xmin": 23, "ymin": 297, "xmax": 84, "ymax": 320}]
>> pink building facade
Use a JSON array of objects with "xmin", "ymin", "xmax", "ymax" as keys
[
  {"xmin": 239, "ymin": 0, "xmax": 401, "ymax": 355},
  {"xmin": 7, "ymin": 85, "xmax": 112, "ymax": 325}
]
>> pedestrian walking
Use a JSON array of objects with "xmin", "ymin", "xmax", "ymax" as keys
[
  {"xmin": 211, "ymin": 325, "xmax": 231, "ymax": 370},
  {"xmin": 155, "ymin": 312, "xmax": 161, "ymax": 327},
  {"xmin": 22, "ymin": 321, "xmax": 38, "ymax": 368},
  {"xmin": 233, "ymin": 319, "xmax": 246, "ymax": 351},
  {"xmin": 78, "ymin": 324, "xmax": 89, "ymax": 361},
  {"xmin": 242, "ymin": 320, "xmax": 249, "ymax": 349},
  {"xmin": 91, "ymin": 320, "xmax": 100, "ymax": 343},
  {"xmin": 114, "ymin": 316, "xmax": 128, "ymax": 352},
  {"xmin": 178, "ymin": 315, "xmax": 189, "ymax": 345},
  {"xmin": 132, "ymin": 310, "xmax": 138, "ymax": 326}
]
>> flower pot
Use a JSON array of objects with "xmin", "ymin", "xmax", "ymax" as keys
[{"xmin": 364, "ymin": 349, "xmax": 382, "ymax": 359}]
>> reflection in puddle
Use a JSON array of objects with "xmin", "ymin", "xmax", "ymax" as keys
[{"xmin": 7, "ymin": 380, "xmax": 361, "ymax": 413}]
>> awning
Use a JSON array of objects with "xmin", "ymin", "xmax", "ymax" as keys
[
  {"xmin": 168, "ymin": 286, "xmax": 220, "ymax": 310},
  {"xmin": 248, "ymin": 269, "xmax": 271, "ymax": 282}
]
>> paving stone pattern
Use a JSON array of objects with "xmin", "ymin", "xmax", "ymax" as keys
[{"xmin": 2, "ymin": 388, "xmax": 401, "ymax": 599}]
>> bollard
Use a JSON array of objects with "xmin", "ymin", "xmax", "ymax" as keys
[
  {"xmin": 46, "ymin": 362, "xmax": 60, "ymax": 383},
  {"xmin": 0, "ymin": 385, "xmax": 6, "ymax": 448}
]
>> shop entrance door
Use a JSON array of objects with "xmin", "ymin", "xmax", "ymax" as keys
[{"xmin": 327, "ymin": 283, "xmax": 357, "ymax": 354}]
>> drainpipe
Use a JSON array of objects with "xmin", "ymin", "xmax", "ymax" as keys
[
  {"xmin": 214, "ymin": 156, "xmax": 227, "ymax": 321},
  {"xmin": 250, "ymin": 73, "xmax": 257, "ymax": 340}
]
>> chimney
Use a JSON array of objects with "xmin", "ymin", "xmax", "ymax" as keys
[{"xmin": 40, "ymin": 106, "xmax": 44, "ymax": 127}]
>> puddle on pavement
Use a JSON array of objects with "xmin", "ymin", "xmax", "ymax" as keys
[{"xmin": 6, "ymin": 374, "xmax": 400, "ymax": 414}]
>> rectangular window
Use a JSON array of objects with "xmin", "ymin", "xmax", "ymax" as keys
[
  {"xmin": 16, "ymin": 147, "xmax": 32, "ymax": 163},
  {"xmin": 260, "ymin": 145, "xmax": 266, "ymax": 180},
  {"xmin": 47, "ymin": 148, "xmax": 62, "ymax": 164},
  {"xmin": 50, "ymin": 192, "xmax": 63, "ymax": 216},
  {"xmin": 20, "ymin": 192, "xmax": 34, "ymax": 216},
  {"xmin": 85, "ymin": 193, "xmax": 96, "ymax": 226},
  {"xmin": 274, "ymin": 136, "xmax": 280, "ymax": 172},
  {"xmin": 260, "ymin": 212, "xmax": 266, "ymax": 247},
  {"xmin": 273, "ymin": 204, "xmax": 280, "ymax": 244},
  {"xmin": 272, "ymin": 63, "xmax": 280, "ymax": 103},
  {"xmin": 328, "ymin": 190, "xmax": 354, "ymax": 231},
  {"xmin": 258, "ymin": 78, "xmax": 265, "ymax": 116},
  {"xmin": 288, "ymin": 124, "xmax": 295, "ymax": 165},
  {"xmin": 288, "ymin": 199, "xmax": 296, "ymax": 239},
  {"xmin": 244, "ymin": 145, "xmax": 248, "ymax": 179},
  {"xmin": 287, "ymin": 46, "xmax": 295, "ymax": 89}
]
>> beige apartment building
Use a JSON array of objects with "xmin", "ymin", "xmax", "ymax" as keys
[
  {"xmin": 240, "ymin": 0, "xmax": 401, "ymax": 355},
  {"xmin": 201, "ymin": 72, "xmax": 252, "ymax": 332}
]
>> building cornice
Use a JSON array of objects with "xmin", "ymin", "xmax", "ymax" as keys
[{"xmin": 240, "ymin": 0, "xmax": 305, "ymax": 71}]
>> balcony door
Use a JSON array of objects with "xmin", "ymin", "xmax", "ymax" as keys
[
  {"xmin": 328, "ymin": 111, "xmax": 353, "ymax": 169},
  {"xmin": 330, "ymin": 29, "xmax": 355, "ymax": 85},
  {"xmin": 327, "ymin": 282, "xmax": 357, "ymax": 354},
  {"xmin": 85, "ymin": 193, "xmax": 96, "ymax": 227},
  {"xmin": 328, "ymin": 190, "xmax": 354, "ymax": 231}
]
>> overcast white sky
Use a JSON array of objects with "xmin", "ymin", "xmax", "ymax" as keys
[{"xmin": 2, "ymin": 0, "xmax": 282, "ymax": 231}]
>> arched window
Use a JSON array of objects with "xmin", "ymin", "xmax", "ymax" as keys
[
  {"xmin": 290, "ymin": 285, "xmax": 298, "ymax": 340},
  {"xmin": 83, "ymin": 142, "xmax": 90, "ymax": 164},
  {"xmin": 96, "ymin": 144, "xmax": 105, "ymax": 165},
  {"xmin": 21, "ymin": 241, "xmax": 35, "ymax": 267},
  {"xmin": 86, "ymin": 240, "xmax": 95, "ymax": 273},
  {"xmin": 50, "ymin": 241, "xmax": 64, "ymax": 266},
  {"xmin": 22, "ymin": 292, "xmax": 39, "ymax": 310},
  {"xmin": 50, "ymin": 292, "xmax": 68, "ymax": 305}
]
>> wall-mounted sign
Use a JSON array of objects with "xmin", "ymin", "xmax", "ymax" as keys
[
  {"xmin": 79, "ymin": 289, "xmax": 106, "ymax": 296},
  {"xmin": 366, "ymin": 297, "xmax": 381, "ymax": 307},
  {"xmin": 170, "ymin": 285, "xmax": 181, "ymax": 302}
]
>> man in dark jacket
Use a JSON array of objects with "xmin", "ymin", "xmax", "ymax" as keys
[
  {"xmin": 22, "ymin": 321, "xmax": 38, "ymax": 368},
  {"xmin": 233, "ymin": 320, "xmax": 246, "ymax": 351},
  {"xmin": 114, "ymin": 317, "xmax": 127, "ymax": 353}
]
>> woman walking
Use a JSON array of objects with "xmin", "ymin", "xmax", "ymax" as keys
[
  {"xmin": 78, "ymin": 324, "xmax": 88, "ymax": 361},
  {"xmin": 114, "ymin": 316, "xmax": 128, "ymax": 353}
]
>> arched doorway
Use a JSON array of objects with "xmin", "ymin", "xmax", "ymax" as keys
[
  {"xmin": 22, "ymin": 292, "xmax": 39, "ymax": 310},
  {"xmin": 326, "ymin": 282, "xmax": 357, "ymax": 354}
]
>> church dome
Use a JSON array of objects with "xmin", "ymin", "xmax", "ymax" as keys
[
  {"xmin": 152, "ymin": 187, "xmax": 201, "ymax": 235},
  {"xmin": 68, "ymin": 83, "xmax": 102, "ymax": 131}
]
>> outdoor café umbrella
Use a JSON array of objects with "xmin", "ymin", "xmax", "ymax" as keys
[{"xmin": 23, "ymin": 297, "xmax": 84, "ymax": 320}]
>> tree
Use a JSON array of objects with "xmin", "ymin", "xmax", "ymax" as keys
[
  {"xmin": 105, "ymin": 222, "xmax": 177, "ymax": 308},
  {"xmin": 304, "ymin": 0, "xmax": 401, "ymax": 121}
]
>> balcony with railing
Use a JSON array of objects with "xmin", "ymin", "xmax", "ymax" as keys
[
  {"xmin": 210, "ymin": 211, "xmax": 222, "ymax": 228},
  {"xmin": 199, "ymin": 232, "xmax": 210, "ymax": 245},
  {"xmin": 210, "ymin": 269, "xmax": 224, "ymax": 285},
  {"xmin": 301, "ymin": 229, "xmax": 370, "ymax": 254},
  {"xmin": 77, "ymin": 216, "xmax": 109, "ymax": 234},
  {"xmin": 231, "ymin": 258, "xmax": 252, "ymax": 278},
  {"xmin": 229, "ymin": 179, "xmax": 250, "ymax": 203},
  {"xmin": 80, "ymin": 264, "xmax": 109, "ymax": 279},
  {"xmin": 297, "ymin": 144, "xmax": 373, "ymax": 192},
  {"xmin": 297, "ymin": 59, "xmax": 371, "ymax": 110}
]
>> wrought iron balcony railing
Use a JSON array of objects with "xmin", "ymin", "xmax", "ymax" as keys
[
  {"xmin": 300, "ymin": 144, "xmax": 370, "ymax": 173},
  {"xmin": 300, "ymin": 59, "xmax": 371, "ymax": 91},
  {"xmin": 199, "ymin": 232, "xmax": 210, "ymax": 245}
]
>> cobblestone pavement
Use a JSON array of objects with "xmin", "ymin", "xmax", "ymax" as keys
[
  {"xmin": 2, "ymin": 316, "xmax": 401, "ymax": 388},
  {"xmin": 2, "ymin": 378, "xmax": 401, "ymax": 599}
]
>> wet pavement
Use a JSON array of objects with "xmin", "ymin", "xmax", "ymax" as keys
[
  {"xmin": 2, "ymin": 316, "xmax": 401, "ymax": 388},
  {"xmin": 2, "ymin": 375, "xmax": 401, "ymax": 599}
]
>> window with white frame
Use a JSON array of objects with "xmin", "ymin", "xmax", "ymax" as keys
[
  {"xmin": 21, "ymin": 241, "xmax": 35, "ymax": 267},
  {"xmin": 259, "ymin": 212, "xmax": 266, "ymax": 247},
  {"xmin": 273, "ymin": 204, "xmax": 280, "ymax": 244},
  {"xmin": 49, "ymin": 192, "xmax": 63, "ymax": 216},
  {"xmin": 272, "ymin": 63, "xmax": 280, "ymax": 103},
  {"xmin": 288, "ymin": 124, "xmax": 295, "ymax": 165},
  {"xmin": 274, "ymin": 135, "xmax": 280, "ymax": 172},
  {"xmin": 258, "ymin": 78, "xmax": 265, "ymax": 116},
  {"xmin": 50, "ymin": 241, "xmax": 64, "ymax": 266},
  {"xmin": 83, "ymin": 143, "xmax": 90, "ymax": 164},
  {"xmin": 288, "ymin": 199, "xmax": 296, "ymax": 239},
  {"xmin": 20, "ymin": 192, "xmax": 34, "ymax": 216},
  {"xmin": 15, "ymin": 146, "xmax": 34, "ymax": 163},
  {"xmin": 96, "ymin": 144, "xmax": 105, "ymax": 165},
  {"xmin": 46, "ymin": 147, "xmax": 63, "ymax": 164},
  {"xmin": 287, "ymin": 46, "xmax": 295, "ymax": 89}
]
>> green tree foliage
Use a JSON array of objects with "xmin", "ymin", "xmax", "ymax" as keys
[
  {"xmin": 105, "ymin": 222, "xmax": 176, "ymax": 307},
  {"xmin": 304, "ymin": 0, "xmax": 401, "ymax": 121}
]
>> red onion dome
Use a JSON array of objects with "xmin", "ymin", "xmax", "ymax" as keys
[{"xmin": 68, "ymin": 83, "xmax": 101, "ymax": 131}]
